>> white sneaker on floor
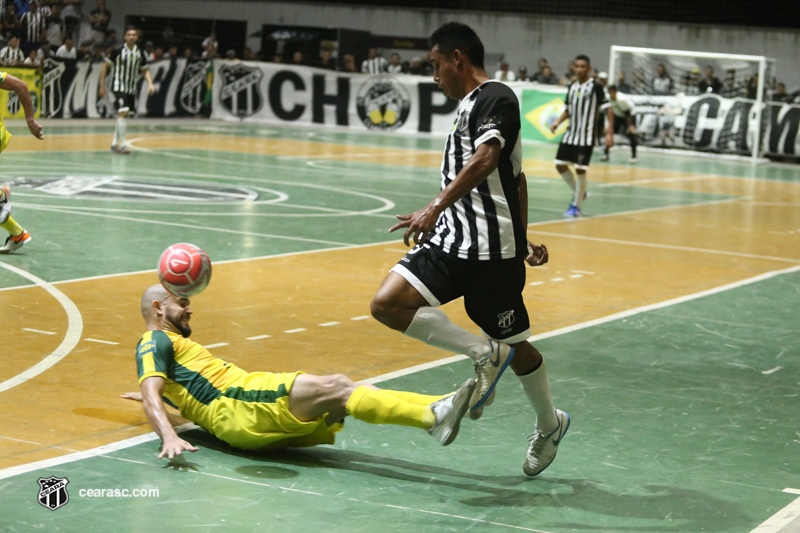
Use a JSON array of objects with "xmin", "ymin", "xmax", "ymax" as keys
[
  {"xmin": 523, "ymin": 409, "xmax": 570, "ymax": 476},
  {"xmin": 469, "ymin": 341, "xmax": 514, "ymax": 416},
  {"xmin": 629, "ymin": 157, "xmax": 638, "ymax": 164},
  {"xmin": 428, "ymin": 378, "xmax": 476, "ymax": 446}
]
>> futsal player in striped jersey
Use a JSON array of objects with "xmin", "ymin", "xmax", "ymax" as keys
[
  {"xmin": 0, "ymin": 71, "xmax": 44, "ymax": 254},
  {"xmin": 98, "ymin": 26, "xmax": 154, "ymax": 154},
  {"xmin": 370, "ymin": 22, "xmax": 568, "ymax": 477},
  {"xmin": 123, "ymin": 284, "xmax": 476, "ymax": 458},
  {"xmin": 550, "ymin": 54, "xmax": 614, "ymax": 218}
]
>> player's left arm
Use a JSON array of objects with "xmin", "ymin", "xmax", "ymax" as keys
[
  {"xmin": 142, "ymin": 67, "xmax": 154, "ymax": 95},
  {"xmin": 0, "ymin": 73, "xmax": 43, "ymax": 139},
  {"xmin": 390, "ymin": 140, "xmax": 501, "ymax": 246}
]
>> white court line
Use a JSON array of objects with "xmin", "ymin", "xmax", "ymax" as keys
[
  {"xmin": 351, "ymin": 316, "xmax": 370, "ymax": 321},
  {"xmin": 21, "ymin": 328, "xmax": 56, "ymax": 335},
  {"xmin": 750, "ymin": 489, "xmax": 800, "ymax": 532},
  {"xmin": 246, "ymin": 334, "xmax": 271, "ymax": 341},
  {"xmin": 204, "ymin": 343, "xmax": 229, "ymax": 349},
  {"xmin": 319, "ymin": 322, "xmax": 339, "ymax": 327},
  {"xmin": 529, "ymin": 230, "xmax": 800, "ymax": 264},
  {"xmin": 0, "ymin": 262, "xmax": 83, "ymax": 393},
  {"xmin": 84, "ymin": 338, "xmax": 119, "ymax": 345},
  {"xmin": 284, "ymin": 328, "xmax": 306, "ymax": 334}
]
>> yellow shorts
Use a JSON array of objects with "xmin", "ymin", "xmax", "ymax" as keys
[
  {"xmin": 0, "ymin": 118, "xmax": 11, "ymax": 153},
  {"xmin": 209, "ymin": 371, "xmax": 343, "ymax": 451}
]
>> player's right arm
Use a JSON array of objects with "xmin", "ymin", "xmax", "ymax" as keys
[
  {"xmin": 0, "ymin": 73, "xmax": 43, "ymax": 139},
  {"xmin": 140, "ymin": 376, "xmax": 199, "ymax": 459}
]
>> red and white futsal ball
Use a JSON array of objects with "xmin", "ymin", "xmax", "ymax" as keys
[{"xmin": 158, "ymin": 243, "xmax": 212, "ymax": 298}]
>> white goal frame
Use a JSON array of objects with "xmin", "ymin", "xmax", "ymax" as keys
[{"xmin": 609, "ymin": 45, "xmax": 775, "ymax": 161}]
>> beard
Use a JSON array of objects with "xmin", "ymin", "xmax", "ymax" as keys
[{"xmin": 167, "ymin": 311, "xmax": 192, "ymax": 338}]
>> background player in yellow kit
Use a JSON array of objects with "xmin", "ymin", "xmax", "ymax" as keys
[
  {"xmin": 0, "ymin": 71, "xmax": 43, "ymax": 254},
  {"xmin": 124, "ymin": 284, "xmax": 475, "ymax": 460}
]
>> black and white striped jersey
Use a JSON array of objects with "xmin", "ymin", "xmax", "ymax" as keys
[
  {"xmin": 20, "ymin": 9, "xmax": 45, "ymax": 43},
  {"xmin": 361, "ymin": 56, "xmax": 387, "ymax": 74},
  {"xmin": 560, "ymin": 78, "xmax": 606, "ymax": 146},
  {"xmin": 428, "ymin": 81, "xmax": 525, "ymax": 261},
  {"xmin": 0, "ymin": 45, "xmax": 24, "ymax": 65},
  {"xmin": 106, "ymin": 44, "xmax": 149, "ymax": 95}
]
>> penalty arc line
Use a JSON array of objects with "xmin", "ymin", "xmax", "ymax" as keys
[{"xmin": 0, "ymin": 261, "xmax": 84, "ymax": 393}]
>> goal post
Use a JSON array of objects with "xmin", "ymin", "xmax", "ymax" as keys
[{"xmin": 609, "ymin": 45, "xmax": 776, "ymax": 161}]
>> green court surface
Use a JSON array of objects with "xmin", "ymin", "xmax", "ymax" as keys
[
  {"xmin": 0, "ymin": 120, "xmax": 799, "ymax": 532},
  {"xmin": 1, "ymin": 270, "xmax": 798, "ymax": 532}
]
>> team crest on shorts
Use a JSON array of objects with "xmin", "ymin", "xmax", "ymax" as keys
[
  {"xmin": 219, "ymin": 64, "xmax": 263, "ymax": 118},
  {"xmin": 356, "ymin": 75, "xmax": 411, "ymax": 130},
  {"xmin": 37, "ymin": 476, "xmax": 70, "ymax": 511},
  {"xmin": 497, "ymin": 310, "xmax": 515, "ymax": 329}
]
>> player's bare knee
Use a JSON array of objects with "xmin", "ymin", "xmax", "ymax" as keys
[{"xmin": 556, "ymin": 164, "xmax": 569, "ymax": 173}]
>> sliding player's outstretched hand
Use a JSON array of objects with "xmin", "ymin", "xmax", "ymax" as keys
[
  {"xmin": 120, "ymin": 392, "xmax": 143, "ymax": 402},
  {"xmin": 525, "ymin": 242, "xmax": 549, "ymax": 267},
  {"xmin": 159, "ymin": 435, "xmax": 199, "ymax": 460}
]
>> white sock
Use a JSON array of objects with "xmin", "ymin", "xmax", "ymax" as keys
[
  {"xmin": 518, "ymin": 359, "xmax": 558, "ymax": 432},
  {"xmin": 574, "ymin": 172, "xmax": 588, "ymax": 208},
  {"xmin": 117, "ymin": 117, "xmax": 127, "ymax": 146},
  {"xmin": 559, "ymin": 169, "xmax": 576, "ymax": 194},
  {"xmin": 112, "ymin": 122, "xmax": 119, "ymax": 147},
  {"xmin": 403, "ymin": 307, "xmax": 492, "ymax": 363}
]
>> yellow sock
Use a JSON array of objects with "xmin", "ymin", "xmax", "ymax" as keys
[
  {"xmin": 383, "ymin": 389, "xmax": 448, "ymax": 406},
  {"xmin": 346, "ymin": 386, "xmax": 435, "ymax": 429},
  {"xmin": 0, "ymin": 215, "xmax": 23, "ymax": 236}
]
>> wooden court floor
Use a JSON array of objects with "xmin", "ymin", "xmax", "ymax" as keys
[{"xmin": 0, "ymin": 119, "xmax": 799, "ymax": 532}]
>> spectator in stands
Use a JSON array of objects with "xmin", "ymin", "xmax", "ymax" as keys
[
  {"xmin": 225, "ymin": 49, "xmax": 237, "ymax": 61},
  {"xmin": 418, "ymin": 52, "xmax": 433, "ymax": 76},
  {"xmin": 143, "ymin": 40, "xmax": 155, "ymax": 60},
  {"xmin": 103, "ymin": 28, "xmax": 117, "ymax": 47},
  {"xmin": 202, "ymin": 32, "xmax": 217, "ymax": 51},
  {"xmin": 183, "ymin": 48, "xmax": 194, "ymax": 59},
  {"xmin": 517, "ymin": 65, "xmax": 530, "ymax": 81},
  {"xmin": 60, "ymin": 0, "xmax": 82, "ymax": 41},
  {"xmin": 37, "ymin": 39, "xmax": 53, "ymax": 60},
  {"xmin": 270, "ymin": 54, "xmax": 283, "ymax": 64},
  {"xmin": 493, "ymin": 61, "xmax": 516, "ymax": 81},
  {"xmin": 44, "ymin": 3, "xmax": 62, "ymax": 47},
  {"xmin": 0, "ymin": 36, "xmax": 25, "ymax": 65},
  {"xmin": 561, "ymin": 60, "xmax": 576, "ymax": 85},
  {"xmin": 698, "ymin": 66, "xmax": 722, "ymax": 94},
  {"xmin": 318, "ymin": 48, "xmax": 336, "ymax": 70},
  {"xmin": 596, "ymin": 71, "xmax": 608, "ymax": 87},
  {"xmin": 1, "ymin": 4, "xmax": 20, "ymax": 41},
  {"xmin": 407, "ymin": 56, "xmax": 422, "ymax": 75},
  {"xmin": 153, "ymin": 46, "xmax": 164, "ymax": 61},
  {"xmin": 291, "ymin": 50, "xmax": 306, "ymax": 66},
  {"xmin": 91, "ymin": 42, "xmax": 106, "ymax": 61},
  {"xmin": 652, "ymin": 64, "xmax": 674, "ymax": 95},
  {"xmin": 88, "ymin": 0, "xmax": 109, "ymax": 45},
  {"xmin": 23, "ymin": 47, "xmax": 39, "ymax": 66},
  {"xmin": 746, "ymin": 75, "xmax": 760, "ymax": 100},
  {"xmin": 55, "ymin": 35, "xmax": 75, "ymax": 58},
  {"xmin": 164, "ymin": 45, "xmax": 177, "ymax": 59},
  {"xmin": 339, "ymin": 53, "xmax": 357, "ymax": 73},
  {"xmin": 13, "ymin": 0, "xmax": 31, "ymax": 17},
  {"xmin": 773, "ymin": 82, "xmax": 794, "ymax": 103},
  {"xmin": 361, "ymin": 47, "xmax": 387, "ymax": 74},
  {"xmin": 20, "ymin": 0, "xmax": 45, "ymax": 54},
  {"xmin": 387, "ymin": 52, "xmax": 402, "ymax": 74},
  {"xmin": 202, "ymin": 42, "xmax": 219, "ymax": 59},
  {"xmin": 242, "ymin": 47, "xmax": 255, "ymax": 61},
  {"xmin": 75, "ymin": 39, "xmax": 91, "ymax": 59},
  {"xmin": 534, "ymin": 58, "xmax": 548, "ymax": 78},
  {"xmin": 617, "ymin": 71, "xmax": 631, "ymax": 93},
  {"xmin": 533, "ymin": 65, "xmax": 559, "ymax": 85}
]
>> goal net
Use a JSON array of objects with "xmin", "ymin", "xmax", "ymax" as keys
[{"xmin": 608, "ymin": 46, "xmax": 777, "ymax": 160}]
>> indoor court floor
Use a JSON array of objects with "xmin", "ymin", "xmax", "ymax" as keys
[{"xmin": 0, "ymin": 118, "xmax": 798, "ymax": 532}]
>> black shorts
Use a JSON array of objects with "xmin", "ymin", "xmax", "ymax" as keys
[
  {"xmin": 390, "ymin": 244, "xmax": 531, "ymax": 343},
  {"xmin": 114, "ymin": 93, "xmax": 136, "ymax": 115},
  {"xmin": 555, "ymin": 143, "xmax": 594, "ymax": 169},
  {"xmin": 612, "ymin": 114, "xmax": 633, "ymax": 134}
]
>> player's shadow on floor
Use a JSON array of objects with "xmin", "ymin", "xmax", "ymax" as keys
[{"xmin": 186, "ymin": 429, "xmax": 748, "ymax": 532}]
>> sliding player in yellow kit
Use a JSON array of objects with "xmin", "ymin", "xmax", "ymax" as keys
[
  {"xmin": 0, "ymin": 71, "xmax": 44, "ymax": 254},
  {"xmin": 123, "ymin": 284, "xmax": 476, "ymax": 459}
]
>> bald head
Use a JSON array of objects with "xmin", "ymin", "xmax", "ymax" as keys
[{"xmin": 141, "ymin": 284, "xmax": 169, "ymax": 319}]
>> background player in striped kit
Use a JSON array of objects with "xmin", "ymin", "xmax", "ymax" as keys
[
  {"xmin": 370, "ymin": 22, "xmax": 569, "ymax": 477},
  {"xmin": 0, "ymin": 71, "xmax": 44, "ymax": 253},
  {"xmin": 550, "ymin": 54, "xmax": 614, "ymax": 218},
  {"xmin": 98, "ymin": 26, "xmax": 154, "ymax": 154}
]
